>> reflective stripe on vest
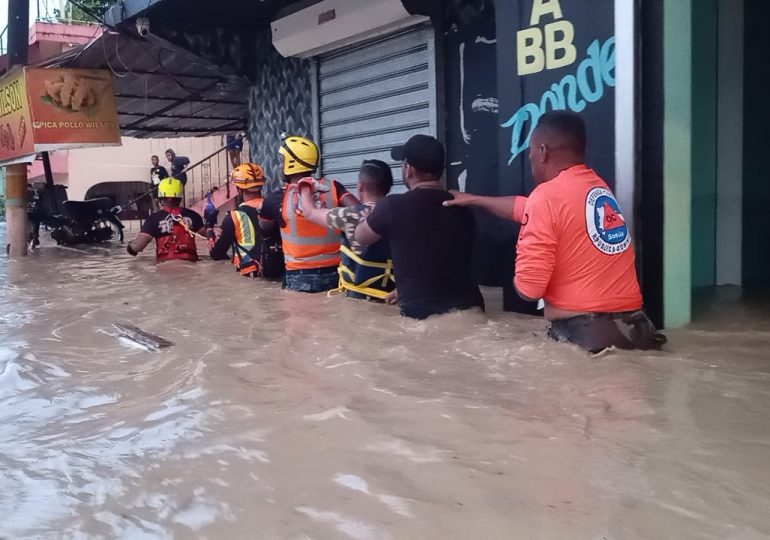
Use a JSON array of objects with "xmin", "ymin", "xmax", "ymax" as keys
[
  {"xmin": 281, "ymin": 179, "xmax": 341, "ymax": 270},
  {"xmin": 231, "ymin": 209, "xmax": 257, "ymax": 273},
  {"xmin": 330, "ymin": 243, "xmax": 395, "ymax": 300}
]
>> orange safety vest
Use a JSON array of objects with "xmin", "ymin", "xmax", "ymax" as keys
[
  {"xmin": 230, "ymin": 198, "xmax": 263, "ymax": 275},
  {"xmin": 280, "ymin": 179, "xmax": 341, "ymax": 271}
]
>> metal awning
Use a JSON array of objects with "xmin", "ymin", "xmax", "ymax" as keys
[{"xmin": 38, "ymin": 30, "xmax": 250, "ymax": 138}]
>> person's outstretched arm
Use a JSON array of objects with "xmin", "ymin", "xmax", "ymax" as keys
[
  {"xmin": 209, "ymin": 214, "xmax": 235, "ymax": 260},
  {"xmin": 127, "ymin": 233, "xmax": 153, "ymax": 256},
  {"xmin": 443, "ymin": 191, "xmax": 527, "ymax": 223},
  {"xmin": 298, "ymin": 183, "xmax": 332, "ymax": 228}
]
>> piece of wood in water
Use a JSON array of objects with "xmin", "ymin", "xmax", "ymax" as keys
[{"xmin": 112, "ymin": 323, "xmax": 173, "ymax": 351}]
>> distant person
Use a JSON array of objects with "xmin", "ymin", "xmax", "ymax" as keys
[
  {"xmin": 165, "ymin": 149, "xmax": 190, "ymax": 186},
  {"xmin": 223, "ymin": 133, "xmax": 244, "ymax": 169},
  {"xmin": 299, "ymin": 159, "xmax": 395, "ymax": 300},
  {"xmin": 259, "ymin": 135, "xmax": 359, "ymax": 293},
  {"xmin": 127, "ymin": 178, "xmax": 205, "ymax": 262},
  {"xmin": 209, "ymin": 163, "xmax": 284, "ymax": 279},
  {"xmin": 149, "ymin": 155, "xmax": 169, "ymax": 187},
  {"xmin": 445, "ymin": 111, "xmax": 666, "ymax": 353},
  {"xmin": 355, "ymin": 135, "xmax": 483, "ymax": 319}
]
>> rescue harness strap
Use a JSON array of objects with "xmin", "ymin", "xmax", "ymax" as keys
[
  {"xmin": 169, "ymin": 213, "xmax": 208, "ymax": 240},
  {"xmin": 327, "ymin": 244, "xmax": 394, "ymax": 301}
]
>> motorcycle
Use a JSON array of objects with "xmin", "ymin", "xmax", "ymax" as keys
[{"xmin": 28, "ymin": 183, "xmax": 125, "ymax": 247}]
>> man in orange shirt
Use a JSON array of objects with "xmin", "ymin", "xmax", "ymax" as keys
[{"xmin": 447, "ymin": 111, "xmax": 665, "ymax": 353}]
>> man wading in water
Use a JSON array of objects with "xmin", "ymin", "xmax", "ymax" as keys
[
  {"xmin": 355, "ymin": 135, "xmax": 483, "ymax": 319},
  {"xmin": 127, "ymin": 178, "xmax": 206, "ymax": 262},
  {"xmin": 446, "ymin": 111, "xmax": 665, "ymax": 353}
]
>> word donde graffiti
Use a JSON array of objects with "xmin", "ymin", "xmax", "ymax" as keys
[{"xmin": 501, "ymin": 36, "xmax": 615, "ymax": 164}]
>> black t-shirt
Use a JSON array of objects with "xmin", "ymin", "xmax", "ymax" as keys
[
  {"xmin": 366, "ymin": 188, "xmax": 481, "ymax": 308},
  {"xmin": 150, "ymin": 165, "xmax": 169, "ymax": 185},
  {"xmin": 260, "ymin": 181, "xmax": 352, "ymax": 227},
  {"xmin": 141, "ymin": 208, "xmax": 204, "ymax": 238}
]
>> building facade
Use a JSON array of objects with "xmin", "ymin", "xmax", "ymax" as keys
[{"xmin": 30, "ymin": 0, "xmax": 770, "ymax": 327}]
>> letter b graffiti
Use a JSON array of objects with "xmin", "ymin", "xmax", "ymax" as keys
[{"xmin": 517, "ymin": 21, "xmax": 577, "ymax": 75}]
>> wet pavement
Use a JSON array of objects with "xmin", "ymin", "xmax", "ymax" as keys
[{"xmin": 1, "ymin": 224, "xmax": 769, "ymax": 539}]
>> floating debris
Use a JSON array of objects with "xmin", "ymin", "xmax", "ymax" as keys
[{"xmin": 111, "ymin": 323, "xmax": 173, "ymax": 352}]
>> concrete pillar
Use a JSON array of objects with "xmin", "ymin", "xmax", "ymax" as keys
[
  {"xmin": 5, "ymin": 0, "xmax": 30, "ymax": 257},
  {"xmin": 5, "ymin": 164, "xmax": 28, "ymax": 257},
  {"xmin": 663, "ymin": 0, "xmax": 693, "ymax": 327}
]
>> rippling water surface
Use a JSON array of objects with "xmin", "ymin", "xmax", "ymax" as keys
[{"xmin": 1, "ymin": 224, "xmax": 769, "ymax": 539}]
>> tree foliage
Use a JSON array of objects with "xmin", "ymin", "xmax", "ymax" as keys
[{"xmin": 61, "ymin": 0, "xmax": 119, "ymax": 23}]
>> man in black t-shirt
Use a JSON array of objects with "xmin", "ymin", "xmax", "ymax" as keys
[
  {"xmin": 355, "ymin": 135, "xmax": 483, "ymax": 319},
  {"xmin": 150, "ymin": 155, "xmax": 169, "ymax": 186}
]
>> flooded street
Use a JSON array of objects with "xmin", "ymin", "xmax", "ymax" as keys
[{"xmin": 1, "ymin": 224, "xmax": 770, "ymax": 540}]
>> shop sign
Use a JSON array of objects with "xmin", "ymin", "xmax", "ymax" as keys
[{"xmin": 0, "ymin": 67, "xmax": 120, "ymax": 164}]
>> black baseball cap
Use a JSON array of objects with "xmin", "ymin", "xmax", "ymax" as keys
[{"xmin": 391, "ymin": 134, "xmax": 445, "ymax": 177}]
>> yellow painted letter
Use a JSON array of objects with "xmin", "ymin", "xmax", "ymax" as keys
[
  {"xmin": 545, "ymin": 20, "xmax": 577, "ymax": 69},
  {"xmin": 530, "ymin": 0, "xmax": 564, "ymax": 26},
  {"xmin": 517, "ymin": 27, "xmax": 545, "ymax": 75}
]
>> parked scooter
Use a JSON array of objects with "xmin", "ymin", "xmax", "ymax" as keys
[{"xmin": 28, "ymin": 183, "xmax": 125, "ymax": 247}]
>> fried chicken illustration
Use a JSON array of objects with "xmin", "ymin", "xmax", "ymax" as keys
[
  {"xmin": 18, "ymin": 116, "xmax": 27, "ymax": 148},
  {"xmin": 44, "ymin": 73, "xmax": 105, "ymax": 111},
  {"xmin": 0, "ymin": 123, "xmax": 16, "ymax": 150}
]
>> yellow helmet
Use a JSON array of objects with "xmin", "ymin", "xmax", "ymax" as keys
[
  {"xmin": 158, "ymin": 177, "xmax": 184, "ymax": 199},
  {"xmin": 230, "ymin": 163, "xmax": 266, "ymax": 190},
  {"xmin": 279, "ymin": 135, "xmax": 319, "ymax": 175}
]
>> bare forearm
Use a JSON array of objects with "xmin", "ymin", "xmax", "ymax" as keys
[
  {"xmin": 466, "ymin": 195, "xmax": 517, "ymax": 220},
  {"xmin": 128, "ymin": 233, "xmax": 152, "ymax": 255},
  {"xmin": 304, "ymin": 206, "xmax": 331, "ymax": 228}
]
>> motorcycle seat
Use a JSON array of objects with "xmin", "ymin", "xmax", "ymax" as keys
[{"xmin": 62, "ymin": 198, "xmax": 114, "ymax": 220}]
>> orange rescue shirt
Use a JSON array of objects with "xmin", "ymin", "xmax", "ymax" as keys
[{"xmin": 514, "ymin": 164, "xmax": 643, "ymax": 313}]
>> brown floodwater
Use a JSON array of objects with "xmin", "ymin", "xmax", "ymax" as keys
[{"xmin": 1, "ymin": 224, "xmax": 769, "ymax": 539}]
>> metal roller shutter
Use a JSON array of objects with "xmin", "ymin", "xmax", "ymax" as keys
[{"xmin": 317, "ymin": 24, "xmax": 437, "ymax": 192}]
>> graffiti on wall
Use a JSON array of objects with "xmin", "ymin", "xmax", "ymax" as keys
[
  {"xmin": 502, "ymin": 36, "xmax": 616, "ymax": 163},
  {"xmin": 444, "ymin": 0, "xmax": 499, "ymax": 196},
  {"xmin": 496, "ymin": 0, "xmax": 615, "ymax": 194}
]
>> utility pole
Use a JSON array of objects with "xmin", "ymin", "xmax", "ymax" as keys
[{"xmin": 5, "ymin": 0, "xmax": 30, "ymax": 256}]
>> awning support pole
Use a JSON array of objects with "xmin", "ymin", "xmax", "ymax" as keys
[{"xmin": 5, "ymin": 0, "xmax": 30, "ymax": 257}]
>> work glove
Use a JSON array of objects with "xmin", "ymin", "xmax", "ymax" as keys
[{"xmin": 297, "ymin": 177, "xmax": 330, "ymax": 193}]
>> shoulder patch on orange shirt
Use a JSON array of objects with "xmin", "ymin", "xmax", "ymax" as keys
[{"xmin": 585, "ymin": 186, "xmax": 631, "ymax": 255}]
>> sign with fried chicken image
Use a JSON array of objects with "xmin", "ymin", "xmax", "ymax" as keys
[
  {"xmin": 0, "ymin": 67, "xmax": 120, "ymax": 164},
  {"xmin": 0, "ymin": 68, "xmax": 34, "ymax": 162}
]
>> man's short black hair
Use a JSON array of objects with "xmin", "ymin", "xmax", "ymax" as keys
[
  {"xmin": 360, "ymin": 159, "xmax": 394, "ymax": 196},
  {"xmin": 535, "ymin": 111, "xmax": 587, "ymax": 155}
]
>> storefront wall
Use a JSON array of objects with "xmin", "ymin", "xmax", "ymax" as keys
[
  {"xmin": 247, "ymin": 29, "xmax": 314, "ymax": 192},
  {"xmin": 246, "ymin": 0, "xmax": 645, "ymax": 316},
  {"xmin": 443, "ymin": 0, "xmax": 618, "ymax": 311}
]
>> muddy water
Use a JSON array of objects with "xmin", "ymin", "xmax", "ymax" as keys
[{"xmin": 1, "ymin": 225, "xmax": 770, "ymax": 540}]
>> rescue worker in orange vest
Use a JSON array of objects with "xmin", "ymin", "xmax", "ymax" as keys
[
  {"xmin": 259, "ymin": 135, "xmax": 359, "ymax": 292},
  {"xmin": 208, "ymin": 163, "xmax": 284, "ymax": 279},
  {"xmin": 127, "ymin": 177, "xmax": 206, "ymax": 262}
]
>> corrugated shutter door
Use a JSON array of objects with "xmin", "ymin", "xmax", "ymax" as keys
[{"xmin": 317, "ymin": 24, "xmax": 436, "ymax": 192}]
